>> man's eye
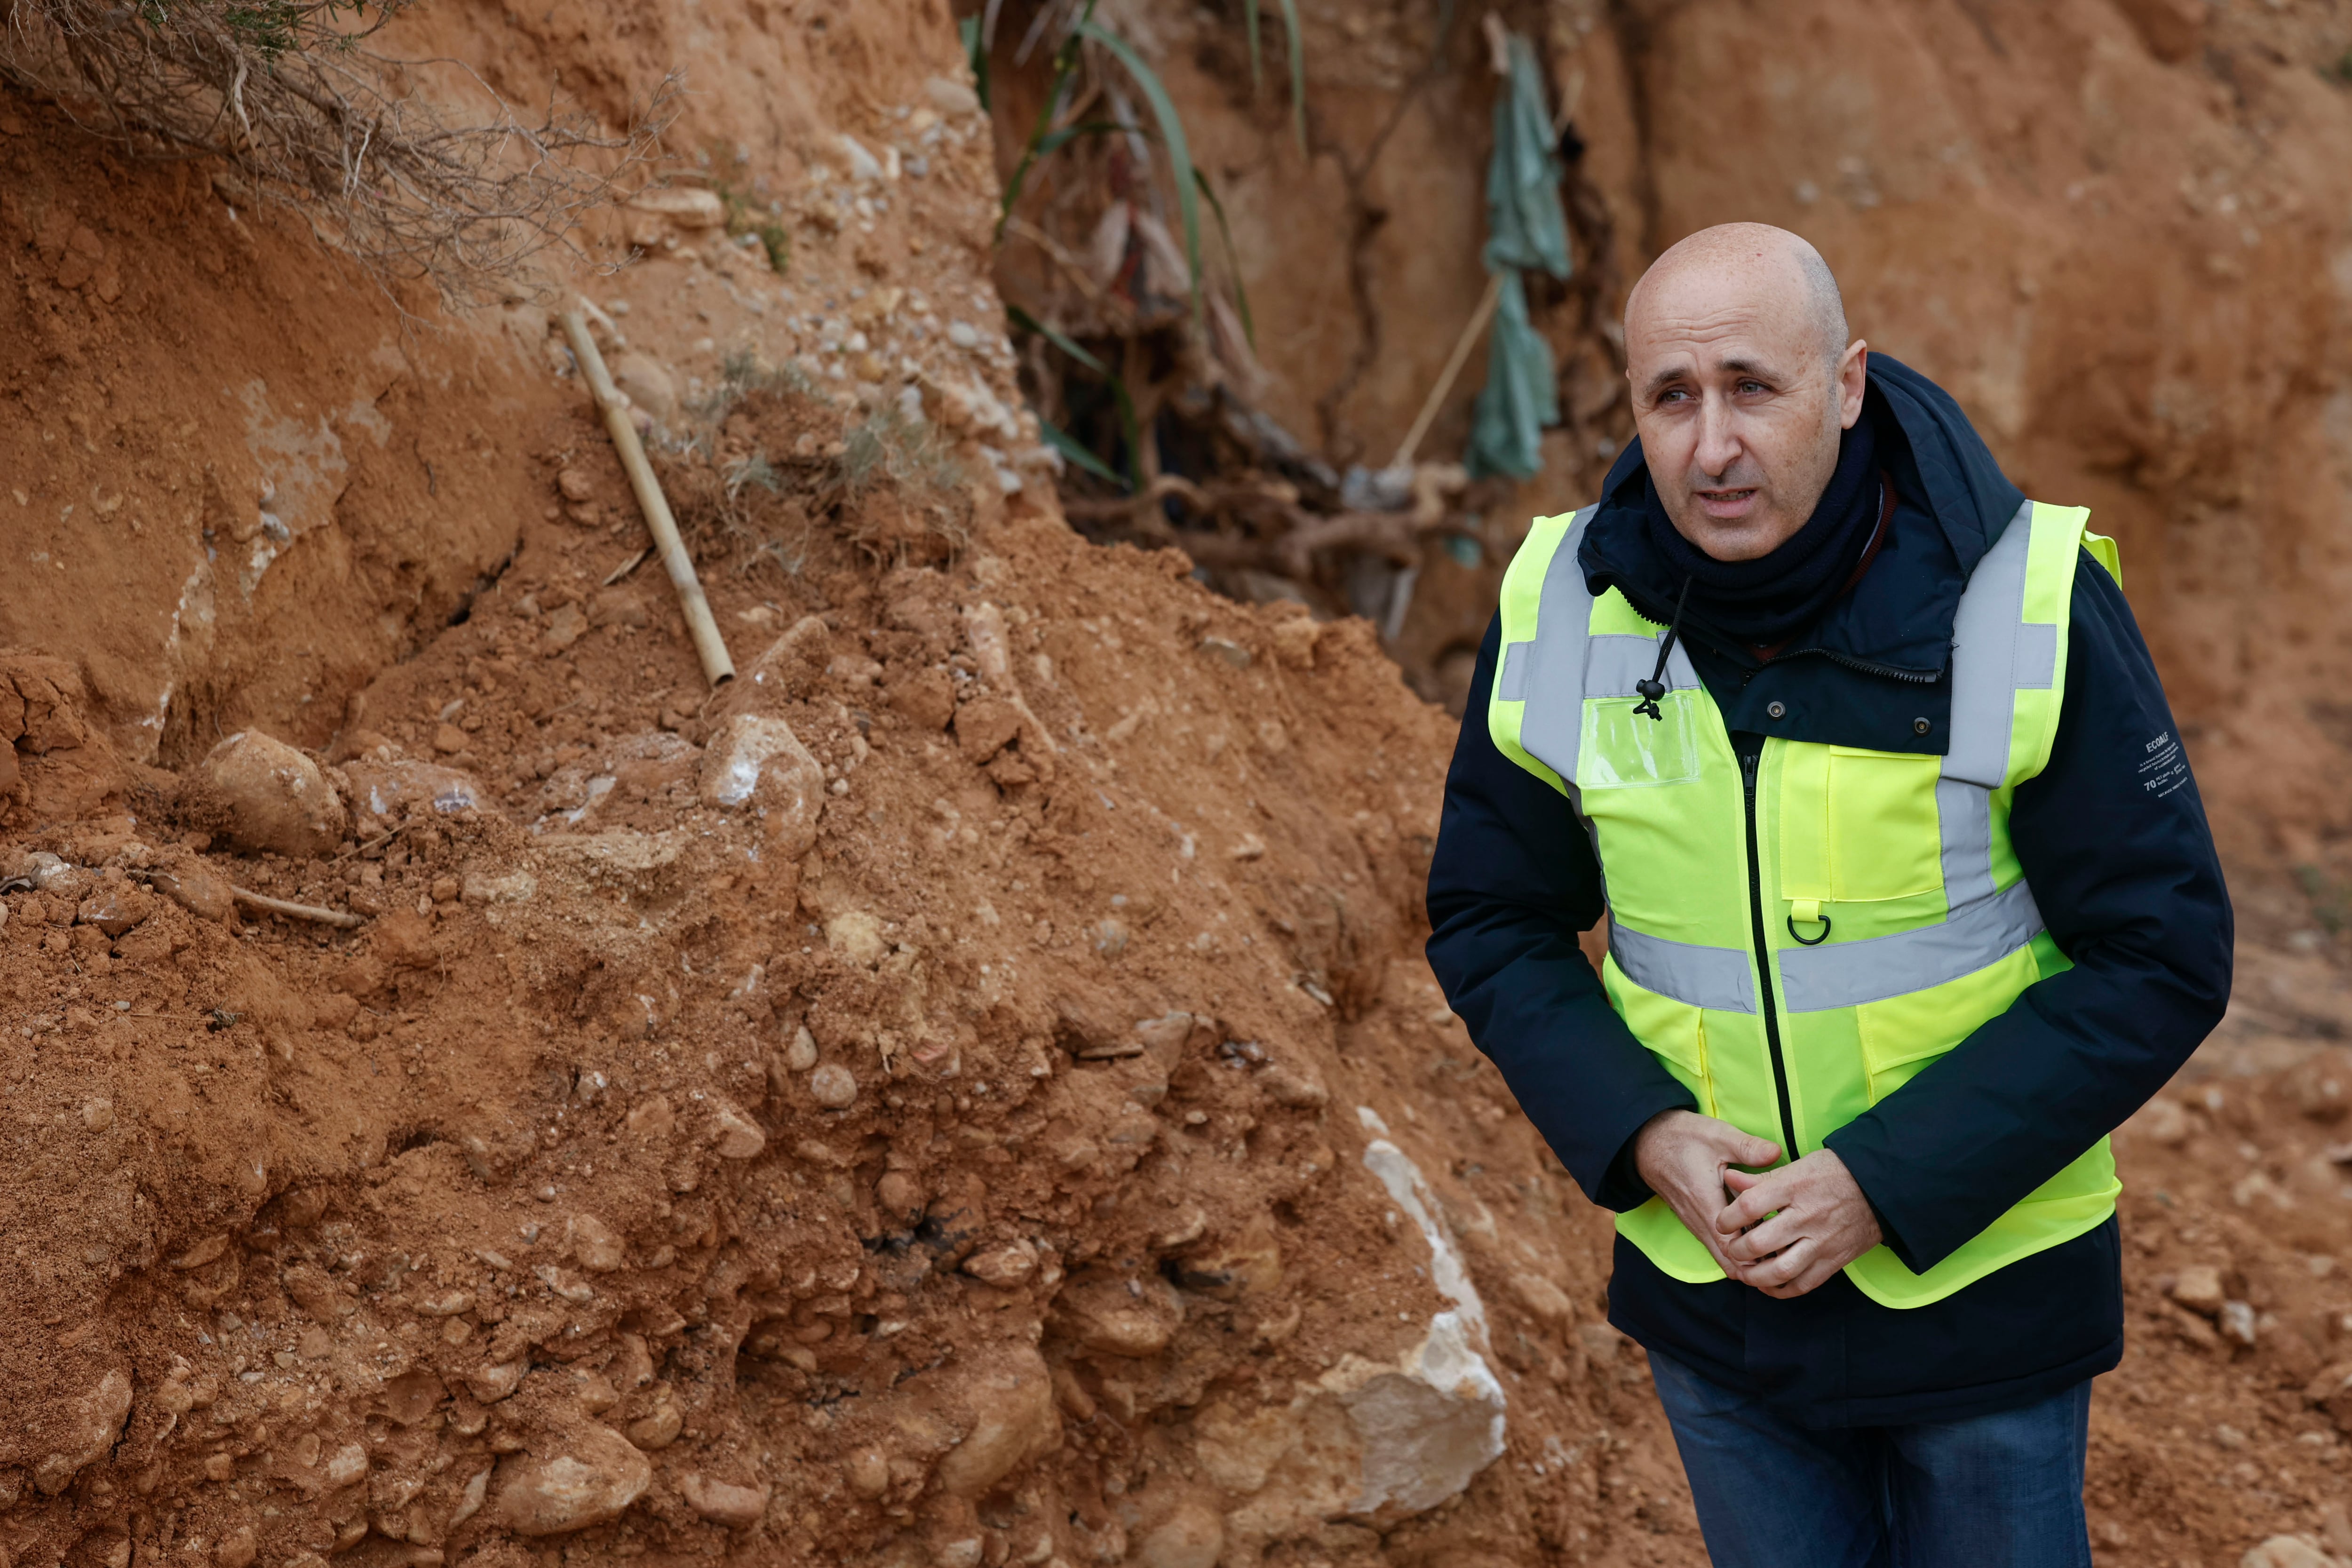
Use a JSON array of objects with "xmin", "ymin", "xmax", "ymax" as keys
[
  {"xmin": 1737, "ymin": 380, "xmax": 1768, "ymax": 395},
  {"xmin": 1658, "ymin": 388, "xmax": 1691, "ymax": 403}
]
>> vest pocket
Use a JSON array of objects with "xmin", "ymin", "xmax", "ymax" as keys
[
  {"xmin": 1610, "ymin": 963, "xmax": 1715, "ymax": 1117},
  {"xmin": 1579, "ymin": 692, "xmax": 1702, "ymax": 789},
  {"xmin": 1827, "ymin": 748, "xmax": 1944, "ymax": 901},
  {"xmin": 1855, "ymin": 947, "xmax": 2039, "ymax": 1101}
]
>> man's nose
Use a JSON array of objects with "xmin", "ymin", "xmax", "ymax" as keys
[{"xmin": 1694, "ymin": 394, "xmax": 1743, "ymax": 478}]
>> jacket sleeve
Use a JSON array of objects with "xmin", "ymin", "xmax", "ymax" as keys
[
  {"xmin": 1824, "ymin": 553, "xmax": 2233, "ymax": 1271},
  {"xmin": 1426, "ymin": 616, "xmax": 1698, "ymax": 1210}
]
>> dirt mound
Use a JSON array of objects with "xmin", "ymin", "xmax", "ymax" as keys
[
  {"xmin": 0, "ymin": 7, "xmax": 1700, "ymax": 1566},
  {"xmin": 7, "ymin": 0, "xmax": 2352, "ymax": 1566},
  {"xmin": 0, "ymin": 413, "xmax": 1698, "ymax": 1568}
]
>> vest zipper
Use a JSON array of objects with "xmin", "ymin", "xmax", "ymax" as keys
[{"xmin": 1739, "ymin": 740, "xmax": 1802, "ymax": 1164}]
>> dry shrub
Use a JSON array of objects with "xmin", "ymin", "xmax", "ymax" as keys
[
  {"xmin": 661, "ymin": 358, "xmax": 971, "ymax": 579},
  {"xmin": 0, "ymin": 0, "xmax": 671, "ymax": 303}
]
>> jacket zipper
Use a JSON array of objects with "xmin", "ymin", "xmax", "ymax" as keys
[{"xmin": 1739, "ymin": 741, "xmax": 1802, "ymax": 1164}]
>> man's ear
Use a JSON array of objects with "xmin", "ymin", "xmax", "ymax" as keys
[{"xmin": 1837, "ymin": 340, "xmax": 1869, "ymax": 429}]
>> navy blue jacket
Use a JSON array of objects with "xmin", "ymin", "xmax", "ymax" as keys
[{"xmin": 1426, "ymin": 358, "xmax": 2232, "ymax": 1426}]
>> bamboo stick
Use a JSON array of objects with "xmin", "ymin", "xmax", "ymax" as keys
[
  {"xmin": 231, "ymin": 887, "xmax": 364, "ymax": 929},
  {"xmin": 557, "ymin": 312, "xmax": 736, "ymax": 688},
  {"xmin": 1390, "ymin": 271, "xmax": 1506, "ymax": 473}
]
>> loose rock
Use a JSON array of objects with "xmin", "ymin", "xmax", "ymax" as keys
[
  {"xmin": 810, "ymin": 1063, "xmax": 859, "ymax": 1110},
  {"xmin": 491, "ymin": 1424, "xmax": 652, "ymax": 1536},
  {"xmin": 936, "ymin": 1348, "xmax": 1059, "ymax": 1496},
  {"xmin": 76, "ymin": 885, "xmax": 150, "ymax": 937},
  {"xmin": 611, "ymin": 353, "xmax": 677, "ymax": 423},
  {"xmin": 343, "ymin": 759, "xmax": 485, "ymax": 819},
  {"xmin": 199, "ymin": 731, "xmax": 348, "ymax": 858},
  {"xmin": 323, "ymin": 1443, "xmax": 367, "ymax": 1488},
  {"xmin": 2172, "ymin": 1264, "xmax": 2226, "ymax": 1316},
  {"xmin": 962, "ymin": 1240, "xmax": 1038, "ymax": 1288},
  {"xmin": 625, "ymin": 1403, "xmax": 682, "ymax": 1450},
  {"xmin": 679, "ymin": 1471, "xmax": 771, "ymax": 1528},
  {"xmin": 785, "ymin": 1024, "xmax": 819, "ymax": 1072},
  {"xmin": 711, "ymin": 1101, "xmax": 767, "ymax": 1160},
  {"xmin": 627, "ymin": 188, "xmax": 727, "ymax": 229},
  {"xmin": 1133, "ymin": 1498, "xmax": 1225, "ymax": 1568},
  {"xmin": 2242, "ymin": 1538, "xmax": 2335, "ymax": 1568},
  {"xmin": 567, "ymin": 1213, "xmax": 625, "ymax": 1273},
  {"xmin": 701, "ymin": 715, "xmax": 826, "ymax": 859},
  {"xmin": 33, "ymin": 1368, "xmax": 131, "ymax": 1495}
]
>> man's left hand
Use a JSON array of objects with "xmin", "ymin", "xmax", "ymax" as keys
[{"xmin": 1715, "ymin": 1151, "xmax": 1883, "ymax": 1299}]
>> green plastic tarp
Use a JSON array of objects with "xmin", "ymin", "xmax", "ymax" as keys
[{"xmin": 1468, "ymin": 32, "xmax": 1570, "ymax": 481}]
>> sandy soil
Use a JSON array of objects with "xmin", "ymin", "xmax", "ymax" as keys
[{"xmin": 3, "ymin": 1, "xmax": 2352, "ymax": 1567}]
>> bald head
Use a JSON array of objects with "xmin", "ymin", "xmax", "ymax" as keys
[
  {"xmin": 1627, "ymin": 224, "xmax": 1848, "ymax": 370},
  {"xmin": 1621, "ymin": 224, "xmax": 1868, "ymax": 563}
]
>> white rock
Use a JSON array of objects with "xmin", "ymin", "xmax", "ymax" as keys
[
  {"xmin": 701, "ymin": 714, "xmax": 826, "ymax": 858},
  {"xmin": 343, "ymin": 759, "xmax": 485, "ymax": 819},
  {"xmin": 626, "ymin": 188, "xmax": 726, "ymax": 229},
  {"xmin": 1201, "ymin": 1133, "xmax": 1506, "ymax": 1552},
  {"xmin": 946, "ymin": 319, "xmax": 980, "ymax": 349},
  {"xmin": 785, "ymin": 1024, "xmax": 819, "ymax": 1072},
  {"xmin": 492, "ymin": 1424, "xmax": 652, "ymax": 1536},
  {"xmin": 839, "ymin": 134, "xmax": 885, "ymax": 182},
  {"xmin": 2243, "ymin": 1538, "xmax": 2336, "ymax": 1568},
  {"xmin": 2221, "ymin": 1299, "xmax": 2259, "ymax": 1346},
  {"xmin": 447, "ymin": 1467, "xmax": 492, "ymax": 1528},
  {"xmin": 323, "ymin": 1443, "xmax": 368, "ymax": 1488}
]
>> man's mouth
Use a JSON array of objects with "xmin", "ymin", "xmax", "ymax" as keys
[{"xmin": 1695, "ymin": 487, "xmax": 1760, "ymax": 520}]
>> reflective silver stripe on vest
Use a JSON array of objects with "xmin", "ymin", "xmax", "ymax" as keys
[
  {"xmin": 1610, "ymin": 921, "xmax": 1757, "ymax": 1013},
  {"xmin": 1778, "ymin": 877, "xmax": 2045, "ymax": 1011},
  {"xmin": 1940, "ymin": 501, "xmax": 2050, "ymax": 790},
  {"xmin": 1780, "ymin": 503, "xmax": 2061, "ymax": 1011},
  {"xmin": 1585, "ymin": 634, "xmax": 1701, "ymax": 700},
  {"xmin": 1508, "ymin": 507, "xmax": 1599, "ymax": 782},
  {"xmin": 1935, "ymin": 776, "xmax": 1997, "ymax": 910}
]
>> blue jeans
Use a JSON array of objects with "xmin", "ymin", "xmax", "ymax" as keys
[{"xmin": 1648, "ymin": 1352, "xmax": 2092, "ymax": 1568}]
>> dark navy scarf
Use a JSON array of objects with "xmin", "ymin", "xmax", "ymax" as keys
[{"xmin": 1638, "ymin": 411, "xmax": 1881, "ymax": 646}]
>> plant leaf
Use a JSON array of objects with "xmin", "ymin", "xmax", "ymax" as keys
[
  {"xmin": 1007, "ymin": 304, "xmax": 1108, "ymax": 374},
  {"xmin": 959, "ymin": 15, "xmax": 991, "ymax": 113},
  {"xmin": 1076, "ymin": 21, "xmax": 1202, "ymax": 323},
  {"xmin": 1038, "ymin": 415, "xmax": 1126, "ymax": 487},
  {"xmin": 995, "ymin": 7, "xmax": 1096, "ymax": 233},
  {"xmin": 1276, "ymin": 0, "xmax": 1306, "ymax": 151},
  {"xmin": 1245, "ymin": 0, "xmax": 1263, "ymax": 91},
  {"xmin": 1191, "ymin": 169, "xmax": 1254, "ymax": 349}
]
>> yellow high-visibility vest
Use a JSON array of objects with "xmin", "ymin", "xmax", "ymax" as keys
[{"xmin": 1487, "ymin": 499, "xmax": 2123, "ymax": 1307}]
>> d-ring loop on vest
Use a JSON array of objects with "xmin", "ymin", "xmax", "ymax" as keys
[{"xmin": 1787, "ymin": 911, "xmax": 1833, "ymax": 947}]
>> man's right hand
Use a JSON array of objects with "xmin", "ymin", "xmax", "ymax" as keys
[{"xmin": 1632, "ymin": 1109, "xmax": 1783, "ymax": 1277}]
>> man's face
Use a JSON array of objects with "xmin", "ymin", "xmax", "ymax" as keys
[{"xmin": 1626, "ymin": 267, "xmax": 1867, "ymax": 563}]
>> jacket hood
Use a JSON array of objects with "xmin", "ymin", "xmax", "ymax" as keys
[{"xmin": 1581, "ymin": 352, "xmax": 2026, "ymax": 680}]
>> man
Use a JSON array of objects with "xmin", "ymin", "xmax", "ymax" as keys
[{"xmin": 1426, "ymin": 224, "xmax": 2231, "ymax": 1566}]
